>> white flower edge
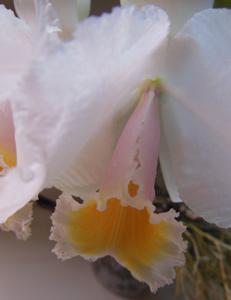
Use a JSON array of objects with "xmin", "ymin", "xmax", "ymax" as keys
[{"xmin": 0, "ymin": 202, "xmax": 33, "ymax": 240}]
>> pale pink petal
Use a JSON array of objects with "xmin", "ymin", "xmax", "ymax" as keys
[{"xmin": 101, "ymin": 83, "xmax": 160, "ymax": 204}]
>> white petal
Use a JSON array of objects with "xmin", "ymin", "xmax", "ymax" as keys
[
  {"xmin": 0, "ymin": 1, "xmax": 58, "ymax": 100},
  {"xmin": 160, "ymin": 9, "xmax": 231, "ymax": 227},
  {"xmin": 14, "ymin": 0, "xmax": 90, "ymax": 37},
  {"xmin": 121, "ymin": 0, "xmax": 213, "ymax": 33},
  {"xmin": 0, "ymin": 202, "xmax": 33, "ymax": 240},
  {"xmin": 10, "ymin": 6, "xmax": 169, "ymax": 199},
  {"xmin": 0, "ymin": 3, "xmax": 58, "ymax": 222},
  {"xmin": 0, "ymin": 165, "xmax": 45, "ymax": 223},
  {"xmin": 0, "ymin": 5, "xmax": 31, "ymax": 97}
]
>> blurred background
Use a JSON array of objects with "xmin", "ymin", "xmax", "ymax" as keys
[{"xmin": 0, "ymin": 0, "xmax": 120, "ymax": 15}]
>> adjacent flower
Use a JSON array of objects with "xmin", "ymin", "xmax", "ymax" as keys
[
  {"xmin": 51, "ymin": 82, "xmax": 186, "ymax": 292},
  {"xmin": 159, "ymin": 9, "xmax": 231, "ymax": 228},
  {"xmin": 14, "ymin": 0, "xmax": 91, "ymax": 39},
  {"xmin": 0, "ymin": 0, "xmax": 91, "ymax": 228},
  {"xmin": 121, "ymin": 0, "xmax": 213, "ymax": 33},
  {"xmin": 0, "ymin": 0, "xmax": 90, "ymax": 233},
  {"xmin": 0, "ymin": 0, "xmax": 58, "ymax": 235}
]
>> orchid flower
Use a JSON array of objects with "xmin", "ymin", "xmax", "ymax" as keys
[
  {"xmin": 1, "ymin": 1, "xmax": 231, "ymax": 292},
  {"xmin": 0, "ymin": 4, "xmax": 187, "ymax": 290},
  {"xmin": 52, "ymin": 5, "xmax": 230, "ymax": 290},
  {"xmin": 0, "ymin": 0, "xmax": 90, "ymax": 237}
]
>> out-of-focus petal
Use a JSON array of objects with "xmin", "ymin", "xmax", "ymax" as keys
[
  {"xmin": 14, "ymin": 0, "xmax": 90, "ymax": 38},
  {"xmin": 0, "ymin": 202, "xmax": 33, "ymax": 240},
  {"xmin": 11, "ymin": 5, "xmax": 169, "ymax": 200},
  {"xmin": 0, "ymin": 5, "xmax": 32, "ymax": 97},
  {"xmin": 51, "ymin": 0, "xmax": 91, "ymax": 37},
  {"xmin": 121, "ymin": 0, "xmax": 213, "ymax": 33},
  {"xmin": 0, "ymin": 1, "xmax": 59, "ymax": 223},
  {"xmin": 160, "ymin": 9, "xmax": 231, "ymax": 227}
]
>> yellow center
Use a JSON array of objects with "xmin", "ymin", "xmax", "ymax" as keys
[
  {"xmin": 68, "ymin": 198, "xmax": 170, "ymax": 276},
  {"xmin": 0, "ymin": 146, "xmax": 16, "ymax": 169}
]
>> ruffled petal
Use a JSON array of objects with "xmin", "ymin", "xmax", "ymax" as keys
[
  {"xmin": 160, "ymin": 9, "xmax": 231, "ymax": 227},
  {"xmin": 51, "ymin": 194, "xmax": 186, "ymax": 292},
  {"xmin": 14, "ymin": 0, "xmax": 90, "ymax": 38},
  {"xmin": 11, "ymin": 5, "xmax": 169, "ymax": 199},
  {"xmin": 121, "ymin": 0, "xmax": 213, "ymax": 33},
  {"xmin": 0, "ymin": 202, "xmax": 33, "ymax": 240}
]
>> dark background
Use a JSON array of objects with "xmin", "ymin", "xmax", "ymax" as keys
[{"xmin": 0, "ymin": 0, "xmax": 120, "ymax": 15}]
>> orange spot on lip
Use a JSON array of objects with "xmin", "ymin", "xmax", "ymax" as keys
[
  {"xmin": 128, "ymin": 181, "xmax": 139, "ymax": 198},
  {"xmin": 0, "ymin": 147, "xmax": 16, "ymax": 168},
  {"xmin": 68, "ymin": 198, "xmax": 170, "ymax": 275}
]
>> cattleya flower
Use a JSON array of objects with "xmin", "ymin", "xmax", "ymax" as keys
[
  {"xmin": 0, "ymin": 0, "xmax": 90, "ymax": 237},
  {"xmin": 0, "ymin": 3, "xmax": 187, "ymax": 290},
  {"xmin": 1, "ymin": 0, "xmax": 231, "ymax": 292}
]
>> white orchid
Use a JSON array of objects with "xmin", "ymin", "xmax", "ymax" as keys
[
  {"xmin": 0, "ymin": 0, "xmax": 90, "ymax": 238},
  {"xmin": 1, "ymin": 3, "xmax": 187, "ymax": 290},
  {"xmin": 0, "ymin": 0, "xmax": 231, "ymax": 292}
]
